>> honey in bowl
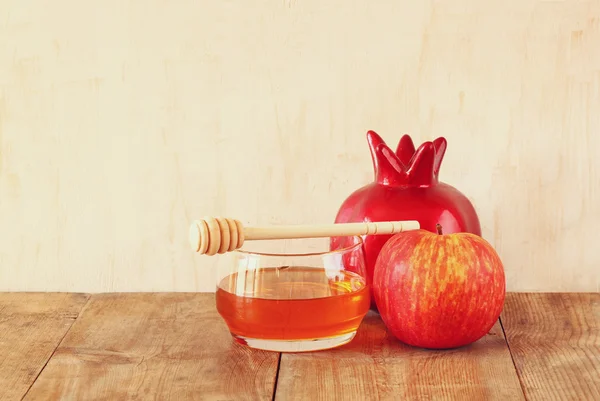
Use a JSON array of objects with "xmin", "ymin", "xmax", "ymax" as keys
[
  {"xmin": 214, "ymin": 236, "xmax": 370, "ymax": 352},
  {"xmin": 217, "ymin": 266, "xmax": 369, "ymax": 342}
]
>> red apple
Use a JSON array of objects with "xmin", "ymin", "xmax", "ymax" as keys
[{"xmin": 372, "ymin": 225, "xmax": 505, "ymax": 349}]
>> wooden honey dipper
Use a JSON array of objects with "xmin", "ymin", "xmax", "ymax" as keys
[{"xmin": 189, "ymin": 217, "xmax": 421, "ymax": 255}]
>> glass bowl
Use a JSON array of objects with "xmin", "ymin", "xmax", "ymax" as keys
[{"xmin": 215, "ymin": 235, "xmax": 370, "ymax": 352}]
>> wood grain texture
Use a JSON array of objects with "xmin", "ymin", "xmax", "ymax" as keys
[
  {"xmin": 275, "ymin": 312, "xmax": 525, "ymax": 400},
  {"xmin": 1, "ymin": 0, "xmax": 599, "ymax": 292},
  {"xmin": 0, "ymin": 293, "xmax": 89, "ymax": 401},
  {"xmin": 502, "ymin": 293, "xmax": 600, "ymax": 401},
  {"xmin": 23, "ymin": 293, "xmax": 279, "ymax": 401}
]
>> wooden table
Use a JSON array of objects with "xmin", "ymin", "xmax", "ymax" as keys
[{"xmin": 1, "ymin": 293, "xmax": 598, "ymax": 400}]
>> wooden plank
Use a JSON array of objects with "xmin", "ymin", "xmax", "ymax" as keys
[
  {"xmin": 23, "ymin": 293, "xmax": 279, "ymax": 401},
  {"xmin": 275, "ymin": 311, "xmax": 525, "ymax": 400},
  {"xmin": 502, "ymin": 293, "xmax": 600, "ymax": 401},
  {"xmin": 0, "ymin": 292, "xmax": 89, "ymax": 400}
]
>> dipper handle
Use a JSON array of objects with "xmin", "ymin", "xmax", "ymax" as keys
[{"xmin": 189, "ymin": 217, "xmax": 420, "ymax": 255}]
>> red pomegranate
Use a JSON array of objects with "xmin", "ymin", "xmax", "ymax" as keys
[{"xmin": 330, "ymin": 130, "xmax": 482, "ymax": 311}]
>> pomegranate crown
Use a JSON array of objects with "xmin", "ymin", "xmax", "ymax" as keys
[{"xmin": 366, "ymin": 130, "xmax": 447, "ymax": 187}]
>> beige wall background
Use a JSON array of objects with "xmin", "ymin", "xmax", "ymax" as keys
[{"xmin": 1, "ymin": 0, "xmax": 599, "ymax": 293}]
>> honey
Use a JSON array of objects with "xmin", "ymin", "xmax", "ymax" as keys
[{"xmin": 216, "ymin": 266, "xmax": 370, "ymax": 341}]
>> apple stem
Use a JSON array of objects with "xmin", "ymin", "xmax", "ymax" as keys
[{"xmin": 436, "ymin": 224, "xmax": 443, "ymax": 235}]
